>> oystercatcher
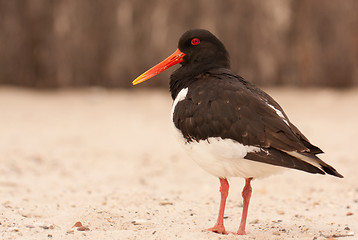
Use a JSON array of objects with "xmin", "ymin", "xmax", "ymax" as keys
[{"xmin": 132, "ymin": 29, "xmax": 343, "ymax": 235}]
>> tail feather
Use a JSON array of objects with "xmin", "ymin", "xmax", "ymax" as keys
[
  {"xmin": 287, "ymin": 151, "xmax": 343, "ymax": 178},
  {"xmin": 245, "ymin": 147, "xmax": 343, "ymax": 178},
  {"xmin": 320, "ymin": 163, "xmax": 343, "ymax": 178}
]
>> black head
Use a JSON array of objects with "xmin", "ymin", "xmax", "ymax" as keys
[
  {"xmin": 169, "ymin": 29, "xmax": 230, "ymax": 99},
  {"xmin": 177, "ymin": 29, "xmax": 230, "ymax": 72},
  {"xmin": 132, "ymin": 29, "xmax": 230, "ymax": 99}
]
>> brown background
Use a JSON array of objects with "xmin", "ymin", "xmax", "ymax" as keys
[{"xmin": 1, "ymin": 0, "xmax": 357, "ymax": 88}]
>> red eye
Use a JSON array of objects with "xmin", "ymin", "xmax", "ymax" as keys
[{"xmin": 191, "ymin": 38, "xmax": 200, "ymax": 45}]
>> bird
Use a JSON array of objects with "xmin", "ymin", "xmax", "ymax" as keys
[{"xmin": 132, "ymin": 29, "xmax": 343, "ymax": 235}]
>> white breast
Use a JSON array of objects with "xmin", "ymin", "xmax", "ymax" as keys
[{"xmin": 171, "ymin": 87, "xmax": 188, "ymax": 120}]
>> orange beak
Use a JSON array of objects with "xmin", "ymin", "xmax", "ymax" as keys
[{"xmin": 132, "ymin": 49, "xmax": 185, "ymax": 85}]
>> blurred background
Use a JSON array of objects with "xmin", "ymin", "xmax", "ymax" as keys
[
  {"xmin": 1, "ymin": 2, "xmax": 358, "ymax": 239},
  {"xmin": 1, "ymin": 0, "xmax": 357, "ymax": 89}
]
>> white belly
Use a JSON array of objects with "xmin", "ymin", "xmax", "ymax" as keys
[{"xmin": 180, "ymin": 136, "xmax": 284, "ymax": 179}]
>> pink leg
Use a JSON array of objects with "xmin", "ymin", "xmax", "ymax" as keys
[
  {"xmin": 236, "ymin": 178, "xmax": 252, "ymax": 235},
  {"xmin": 206, "ymin": 178, "xmax": 229, "ymax": 234}
]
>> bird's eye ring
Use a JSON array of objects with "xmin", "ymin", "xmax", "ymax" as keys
[{"xmin": 191, "ymin": 38, "xmax": 200, "ymax": 45}]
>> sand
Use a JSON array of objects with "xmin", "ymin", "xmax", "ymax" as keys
[{"xmin": 0, "ymin": 87, "xmax": 357, "ymax": 240}]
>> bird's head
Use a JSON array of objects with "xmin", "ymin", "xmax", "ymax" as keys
[{"xmin": 133, "ymin": 29, "xmax": 230, "ymax": 85}]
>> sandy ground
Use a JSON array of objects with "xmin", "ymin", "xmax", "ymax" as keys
[{"xmin": 0, "ymin": 87, "xmax": 357, "ymax": 240}]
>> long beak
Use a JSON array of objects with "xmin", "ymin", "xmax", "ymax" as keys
[{"xmin": 132, "ymin": 49, "xmax": 185, "ymax": 85}]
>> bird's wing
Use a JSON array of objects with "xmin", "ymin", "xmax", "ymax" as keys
[
  {"xmin": 172, "ymin": 71, "xmax": 342, "ymax": 177},
  {"xmin": 173, "ymin": 72, "xmax": 308, "ymax": 152},
  {"xmin": 242, "ymin": 77, "xmax": 324, "ymax": 154}
]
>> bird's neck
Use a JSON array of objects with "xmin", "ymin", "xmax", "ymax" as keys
[
  {"xmin": 170, "ymin": 62, "xmax": 229, "ymax": 100},
  {"xmin": 169, "ymin": 66, "xmax": 196, "ymax": 100}
]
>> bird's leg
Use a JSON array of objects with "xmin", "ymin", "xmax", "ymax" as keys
[
  {"xmin": 206, "ymin": 178, "xmax": 229, "ymax": 234},
  {"xmin": 236, "ymin": 178, "xmax": 252, "ymax": 235}
]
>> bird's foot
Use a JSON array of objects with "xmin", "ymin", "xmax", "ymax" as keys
[{"xmin": 205, "ymin": 224, "xmax": 228, "ymax": 235}]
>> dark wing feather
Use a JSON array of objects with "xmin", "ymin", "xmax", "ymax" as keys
[
  {"xmin": 245, "ymin": 148, "xmax": 325, "ymax": 174},
  {"xmin": 172, "ymin": 69, "xmax": 343, "ymax": 177},
  {"xmin": 241, "ymin": 77, "xmax": 325, "ymax": 154},
  {"xmin": 173, "ymin": 71, "xmax": 308, "ymax": 152}
]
